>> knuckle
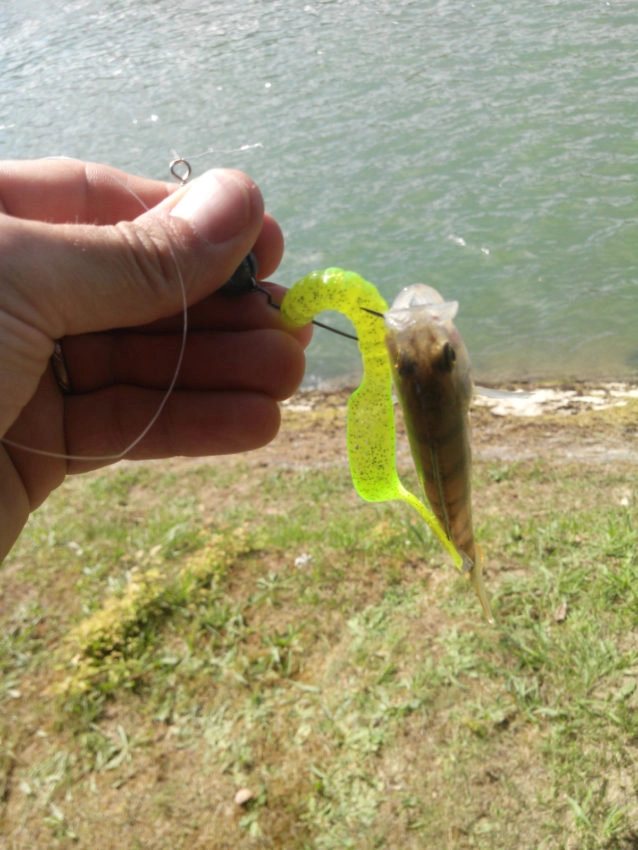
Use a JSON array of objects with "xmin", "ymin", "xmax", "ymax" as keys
[{"xmin": 112, "ymin": 221, "xmax": 183, "ymax": 309}]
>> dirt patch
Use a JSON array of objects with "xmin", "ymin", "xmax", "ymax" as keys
[
  {"xmin": 144, "ymin": 381, "xmax": 637, "ymax": 509},
  {"xmin": 234, "ymin": 380, "xmax": 638, "ymax": 471}
]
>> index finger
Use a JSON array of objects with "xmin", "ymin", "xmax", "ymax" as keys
[{"xmin": 0, "ymin": 158, "xmax": 176, "ymax": 224}]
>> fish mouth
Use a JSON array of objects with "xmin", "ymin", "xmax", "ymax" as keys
[{"xmin": 384, "ymin": 284, "xmax": 459, "ymax": 333}]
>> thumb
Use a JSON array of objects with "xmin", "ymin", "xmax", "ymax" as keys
[{"xmin": 4, "ymin": 169, "xmax": 264, "ymax": 339}]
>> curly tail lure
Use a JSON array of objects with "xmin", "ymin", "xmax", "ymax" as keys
[{"xmin": 280, "ymin": 267, "xmax": 493, "ymax": 622}]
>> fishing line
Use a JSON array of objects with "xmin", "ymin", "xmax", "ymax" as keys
[
  {"xmin": 1, "ymin": 164, "xmax": 189, "ymax": 463},
  {"xmin": 169, "ymin": 143, "xmax": 263, "ymax": 169}
]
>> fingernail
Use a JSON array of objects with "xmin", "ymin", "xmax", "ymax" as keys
[{"xmin": 170, "ymin": 169, "xmax": 252, "ymax": 243}]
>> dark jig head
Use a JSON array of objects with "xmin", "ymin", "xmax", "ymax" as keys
[
  {"xmin": 221, "ymin": 253, "xmax": 358, "ymax": 341},
  {"xmin": 169, "ymin": 159, "xmax": 357, "ymax": 341}
]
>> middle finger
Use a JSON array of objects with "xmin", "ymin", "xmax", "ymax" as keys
[{"xmin": 61, "ymin": 327, "xmax": 306, "ymax": 400}]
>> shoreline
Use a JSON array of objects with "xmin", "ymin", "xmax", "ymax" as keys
[
  {"xmin": 123, "ymin": 379, "xmax": 637, "ymax": 481},
  {"xmin": 291, "ymin": 379, "xmax": 638, "ymax": 417},
  {"xmin": 273, "ymin": 379, "xmax": 638, "ymax": 467}
]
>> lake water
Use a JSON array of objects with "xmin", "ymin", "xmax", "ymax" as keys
[{"xmin": 2, "ymin": 0, "xmax": 637, "ymax": 386}]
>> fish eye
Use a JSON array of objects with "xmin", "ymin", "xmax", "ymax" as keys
[{"xmin": 439, "ymin": 342, "xmax": 456, "ymax": 371}]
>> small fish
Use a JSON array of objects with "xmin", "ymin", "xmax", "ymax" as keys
[{"xmin": 384, "ymin": 284, "xmax": 493, "ymax": 622}]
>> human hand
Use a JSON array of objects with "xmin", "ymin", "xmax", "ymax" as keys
[{"xmin": 0, "ymin": 158, "xmax": 310, "ymax": 560}]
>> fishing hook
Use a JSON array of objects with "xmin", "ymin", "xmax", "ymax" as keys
[
  {"xmin": 221, "ymin": 253, "xmax": 359, "ymax": 341},
  {"xmin": 168, "ymin": 158, "xmax": 358, "ymax": 341}
]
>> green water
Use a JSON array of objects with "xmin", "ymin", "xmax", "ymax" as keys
[{"xmin": 2, "ymin": 0, "xmax": 637, "ymax": 385}]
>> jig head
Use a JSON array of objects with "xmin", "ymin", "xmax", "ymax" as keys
[
  {"xmin": 220, "ymin": 253, "xmax": 359, "ymax": 341},
  {"xmin": 169, "ymin": 158, "xmax": 357, "ymax": 340}
]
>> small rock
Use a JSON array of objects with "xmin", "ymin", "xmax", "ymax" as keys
[
  {"xmin": 234, "ymin": 788, "xmax": 254, "ymax": 807},
  {"xmin": 294, "ymin": 552, "xmax": 313, "ymax": 569}
]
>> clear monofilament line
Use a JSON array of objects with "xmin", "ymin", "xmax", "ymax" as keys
[{"xmin": 0, "ymin": 172, "xmax": 189, "ymax": 463}]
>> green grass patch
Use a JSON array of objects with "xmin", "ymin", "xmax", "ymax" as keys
[{"xmin": 1, "ymin": 450, "xmax": 637, "ymax": 848}]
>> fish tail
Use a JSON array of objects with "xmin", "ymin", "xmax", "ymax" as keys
[{"xmin": 468, "ymin": 544, "xmax": 494, "ymax": 623}]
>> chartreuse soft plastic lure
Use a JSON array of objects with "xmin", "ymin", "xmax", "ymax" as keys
[{"xmin": 280, "ymin": 267, "xmax": 493, "ymax": 621}]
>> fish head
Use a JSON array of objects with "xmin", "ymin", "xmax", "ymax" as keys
[{"xmin": 383, "ymin": 284, "xmax": 472, "ymax": 399}]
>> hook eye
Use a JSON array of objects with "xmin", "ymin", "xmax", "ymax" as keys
[{"xmin": 169, "ymin": 158, "xmax": 192, "ymax": 185}]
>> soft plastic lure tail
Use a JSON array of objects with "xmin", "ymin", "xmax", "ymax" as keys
[{"xmin": 280, "ymin": 268, "xmax": 493, "ymax": 621}]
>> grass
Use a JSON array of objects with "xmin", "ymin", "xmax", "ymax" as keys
[{"xmin": 1, "ymin": 398, "xmax": 637, "ymax": 848}]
